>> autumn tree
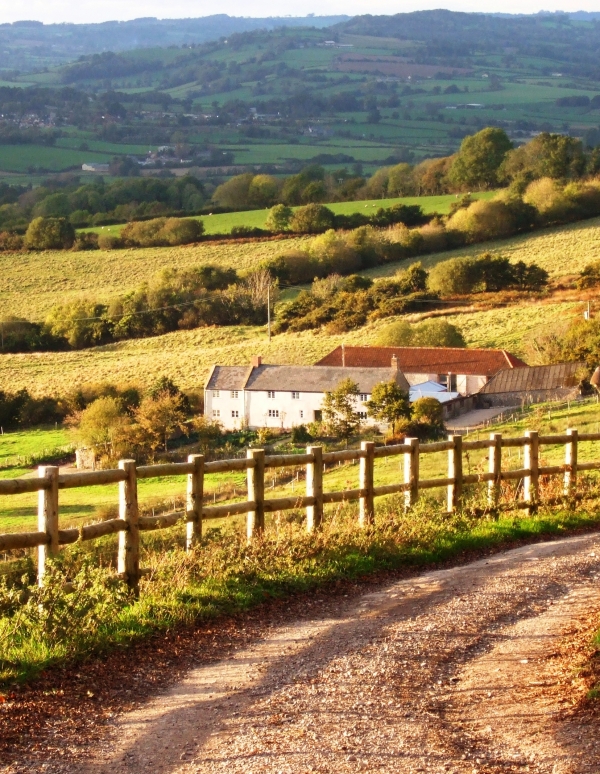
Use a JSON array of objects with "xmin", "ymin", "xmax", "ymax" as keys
[
  {"xmin": 135, "ymin": 391, "xmax": 188, "ymax": 453},
  {"xmin": 322, "ymin": 378, "xmax": 361, "ymax": 439},
  {"xmin": 366, "ymin": 381, "xmax": 411, "ymax": 434}
]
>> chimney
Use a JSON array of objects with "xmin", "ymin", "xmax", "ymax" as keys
[
  {"xmin": 341, "ymin": 343, "xmax": 346, "ymax": 368},
  {"xmin": 391, "ymin": 354, "xmax": 398, "ymax": 371},
  {"xmin": 251, "ymin": 355, "xmax": 262, "ymax": 368}
]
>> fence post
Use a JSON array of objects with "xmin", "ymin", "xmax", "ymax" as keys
[
  {"xmin": 306, "ymin": 445, "xmax": 323, "ymax": 532},
  {"xmin": 37, "ymin": 465, "xmax": 59, "ymax": 586},
  {"xmin": 359, "ymin": 441, "xmax": 375, "ymax": 527},
  {"xmin": 247, "ymin": 448, "xmax": 265, "ymax": 541},
  {"xmin": 404, "ymin": 437, "xmax": 419, "ymax": 509},
  {"xmin": 117, "ymin": 459, "xmax": 139, "ymax": 592},
  {"xmin": 524, "ymin": 430, "xmax": 539, "ymax": 514},
  {"xmin": 565, "ymin": 428, "xmax": 578, "ymax": 498},
  {"xmin": 447, "ymin": 434, "xmax": 463, "ymax": 512},
  {"xmin": 186, "ymin": 454, "xmax": 204, "ymax": 550},
  {"xmin": 488, "ymin": 433, "xmax": 502, "ymax": 509}
]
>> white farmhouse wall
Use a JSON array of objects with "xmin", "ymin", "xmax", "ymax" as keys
[
  {"xmin": 204, "ymin": 388, "xmax": 377, "ymax": 431},
  {"xmin": 204, "ymin": 389, "xmax": 245, "ymax": 430}
]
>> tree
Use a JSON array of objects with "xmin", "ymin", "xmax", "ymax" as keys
[
  {"xmin": 411, "ymin": 397, "xmax": 445, "ymax": 438},
  {"xmin": 366, "ymin": 380, "xmax": 411, "ymax": 434},
  {"xmin": 322, "ymin": 378, "xmax": 361, "ymax": 439},
  {"xmin": 248, "ymin": 174, "xmax": 279, "ymax": 207},
  {"xmin": 289, "ymin": 204, "xmax": 335, "ymax": 234},
  {"xmin": 135, "ymin": 391, "xmax": 188, "ymax": 453},
  {"xmin": 265, "ymin": 204, "xmax": 293, "ymax": 232},
  {"xmin": 24, "ymin": 217, "xmax": 75, "ymax": 250},
  {"xmin": 75, "ymin": 396, "xmax": 131, "ymax": 458},
  {"xmin": 376, "ymin": 320, "xmax": 414, "ymax": 346},
  {"xmin": 413, "ymin": 319, "xmax": 466, "ymax": 347},
  {"xmin": 387, "ymin": 163, "xmax": 416, "ymax": 196},
  {"xmin": 212, "ymin": 173, "xmax": 254, "ymax": 208},
  {"xmin": 448, "ymin": 127, "xmax": 512, "ymax": 190},
  {"xmin": 501, "ymin": 133, "xmax": 586, "ymax": 181}
]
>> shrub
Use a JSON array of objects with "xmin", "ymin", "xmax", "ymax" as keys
[
  {"xmin": 24, "ymin": 217, "xmax": 75, "ymax": 250},
  {"xmin": 291, "ymin": 424, "xmax": 312, "ymax": 444},
  {"xmin": 290, "ymin": 203, "xmax": 335, "ymax": 234},
  {"xmin": 375, "ymin": 321, "xmax": 414, "ymax": 346},
  {"xmin": 428, "ymin": 256, "xmax": 477, "ymax": 295},
  {"xmin": 578, "ymin": 260, "xmax": 600, "ymax": 289},
  {"xmin": 0, "ymin": 231, "xmax": 23, "ymax": 251},
  {"xmin": 72, "ymin": 232, "xmax": 99, "ymax": 251},
  {"xmin": 97, "ymin": 232, "xmax": 124, "ymax": 250},
  {"xmin": 412, "ymin": 319, "xmax": 466, "ymax": 347},
  {"xmin": 447, "ymin": 199, "xmax": 515, "ymax": 243}
]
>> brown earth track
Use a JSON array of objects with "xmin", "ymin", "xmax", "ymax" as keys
[{"xmin": 1, "ymin": 532, "xmax": 600, "ymax": 774}]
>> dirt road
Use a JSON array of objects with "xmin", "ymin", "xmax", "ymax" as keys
[{"xmin": 48, "ymin": 532, "xmax": 599, "ymax": 774}]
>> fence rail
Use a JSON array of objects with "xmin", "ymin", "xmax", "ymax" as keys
[{"xmin": 1, "ymin": 429, "xmax": 599, "ymax": 591}]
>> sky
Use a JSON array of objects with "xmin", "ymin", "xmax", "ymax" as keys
[{"xmin": 2, "ymin": 1, "xmax": 600, "ymax": 25}]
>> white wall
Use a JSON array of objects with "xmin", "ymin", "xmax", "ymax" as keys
[
  {"xmin": 204, "ymin": 389, "xmax": 245, "ymax": 430},
  {"xmin": 204, "ymin": 389, "xmax": 377, "ymax": 430}
]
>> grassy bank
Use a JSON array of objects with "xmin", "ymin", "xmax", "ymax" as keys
[{"xmin": 1, "ymin": 494, "xmax": 600, "ymax": 687}]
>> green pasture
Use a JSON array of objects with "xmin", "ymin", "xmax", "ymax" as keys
[
  {"xmin": 0, "ymin": 145, "xmax": 113, "ymax": 173},
  {"xmin": 84, "ymin": 191, "xmax": 496, "ymax": 238}
]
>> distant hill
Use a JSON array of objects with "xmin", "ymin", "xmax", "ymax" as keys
[{"xmin": 0, "ymin": 15, "xmax": 349, "ymax": 72}]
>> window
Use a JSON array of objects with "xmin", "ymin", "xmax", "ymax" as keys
[
  {"xmin": 359, "ymin": 393, "xmax": 368, "ymax": 402},
  {"xmin": 212, "ymin": 390, "xmax": 220, "ymax": 398},
  {"xmin": 299, "ymin": 410, "xmax": 304, "ymax": 419},
  {"xmin": 231, "ymin": 410, "xmax": 239, "ymax": 418},
  {"xmin": 268, "ymin": 409, "xmax": 279, "ymax": 418},
  {"xmin": 230, "ymin": 390, "xmax": 239, "ymax": 399},
  {"xmin": 291, "ymin": 391, "xmax": 300, "ymax": 399},
  {"xmin": 212, "ymin": 409, "xmax": 220, "ymax": 418},
  {"xmin": 267, "ymin": 390, "xmax": 275, "ymax": 399},
  {"xmin": 358, "ymin": 411, "xmax": 368, "ymax": 420}
]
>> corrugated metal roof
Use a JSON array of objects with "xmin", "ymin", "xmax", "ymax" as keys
[
  {"xmin": 479, "ymin": 362, "xmax": 583, "ymax": 394},
  {"xmin": 315, "ymin": 345, "xmax": 527, "ymax": 376},
  {"xmin": 245, "ymin": 365, "xmax": 410, "ymax": 393}
]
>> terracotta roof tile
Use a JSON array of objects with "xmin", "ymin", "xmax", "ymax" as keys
[{"xmin": 315, "ymin": 346, "xmax": 527, "ymax": 377}]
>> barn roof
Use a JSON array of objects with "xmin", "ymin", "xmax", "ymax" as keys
[
  {"xmin": 479, "ymin": 362, "xmax": 583, "ymax": 394},
  {"xmin": 315, "ymin": 346, "xmax": 526, "ymax": 376}
]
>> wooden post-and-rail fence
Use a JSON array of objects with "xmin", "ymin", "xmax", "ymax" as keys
[{"xmin": 1, "ymin": 429, "xmax": 598, "ymax": 592}]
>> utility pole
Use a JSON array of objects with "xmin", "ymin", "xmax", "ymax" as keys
[{"xmin": 267, "ymin": 284, "xmax": 271, "ymax": 343}]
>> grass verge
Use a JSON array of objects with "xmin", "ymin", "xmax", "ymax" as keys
[{"xmin": 1, "ymin": 492, "xmax": 600, "ymax": 688}]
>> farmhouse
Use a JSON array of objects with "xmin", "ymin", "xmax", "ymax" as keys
[
  {"xmin": 315, "ymin": 345, "xmax": 526, "ymax": 396},
  {"xmin": 204, "ymin": 357, "xmax": 410, "ymax": 431}
]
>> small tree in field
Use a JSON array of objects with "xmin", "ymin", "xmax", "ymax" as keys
[
  {"xmin": 265, "ymin": 204, "xmax": 292, "ymax": 231},
  {"xmin": 25, "ymin": 217, "xmax": 75, "ymax": 250},
  {"xmin": 322, "ymin": 378, "xmax": 360, "ymax": 440},
  {"xmin": 74, "ymin": 396, "xmax": 132, "ymax": 459},
  {"xmin": 366, "ymin": 380, "xmax": 411, "ymax": 434}
]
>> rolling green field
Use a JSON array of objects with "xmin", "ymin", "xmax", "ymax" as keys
[
  {"xmin": 85, "ymin": 191, "xmax": 496, "ymax": 238},
  {"xmin": 0, "ymin": 145, "xmax": 114, "ymax": 173}
]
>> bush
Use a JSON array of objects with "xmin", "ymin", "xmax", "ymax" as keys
[
  {"xmin": 428, "ymin": 256, "xmax": 477, "ymax": 295},
  {"xmin": 291, "ymin": 424, "xmax": 313, "ymax": 444},
  {"xmin": 0, "ymin": 231, "xmax": 23, "ymax": 251},
  {"xmin": 72, "ymin": 232, "xmax": 99, "ymax": 251},
  {"xmin": 376, "ymin": 318, "xmax": 466, "ymax": 347},
  {"xmin": 121, "ymin": 217, "xmax": 203, "ymax": 247},
  {"xmin": 290, "ymin": 204, "xmax": 335, "ymax": 234},
  {"xmin": 578, "ymin": 260, "xmax": 600, "ymax": 289},
  {"xmin": 97, "ymin": 232, "xmax": 124, "ymax": 250},
  {"xmin": 24, "ymin": 217, "xmax": 75, "ymax": 250}
]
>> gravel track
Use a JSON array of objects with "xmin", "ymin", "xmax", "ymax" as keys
[{"xmin": 50, "ymin": 532, "xmax": 600, "ymax": 774}]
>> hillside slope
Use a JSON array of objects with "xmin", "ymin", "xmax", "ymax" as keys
[{"xmin": 0, "ymin": 301, "xmax": 578, "ymax": 396}]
